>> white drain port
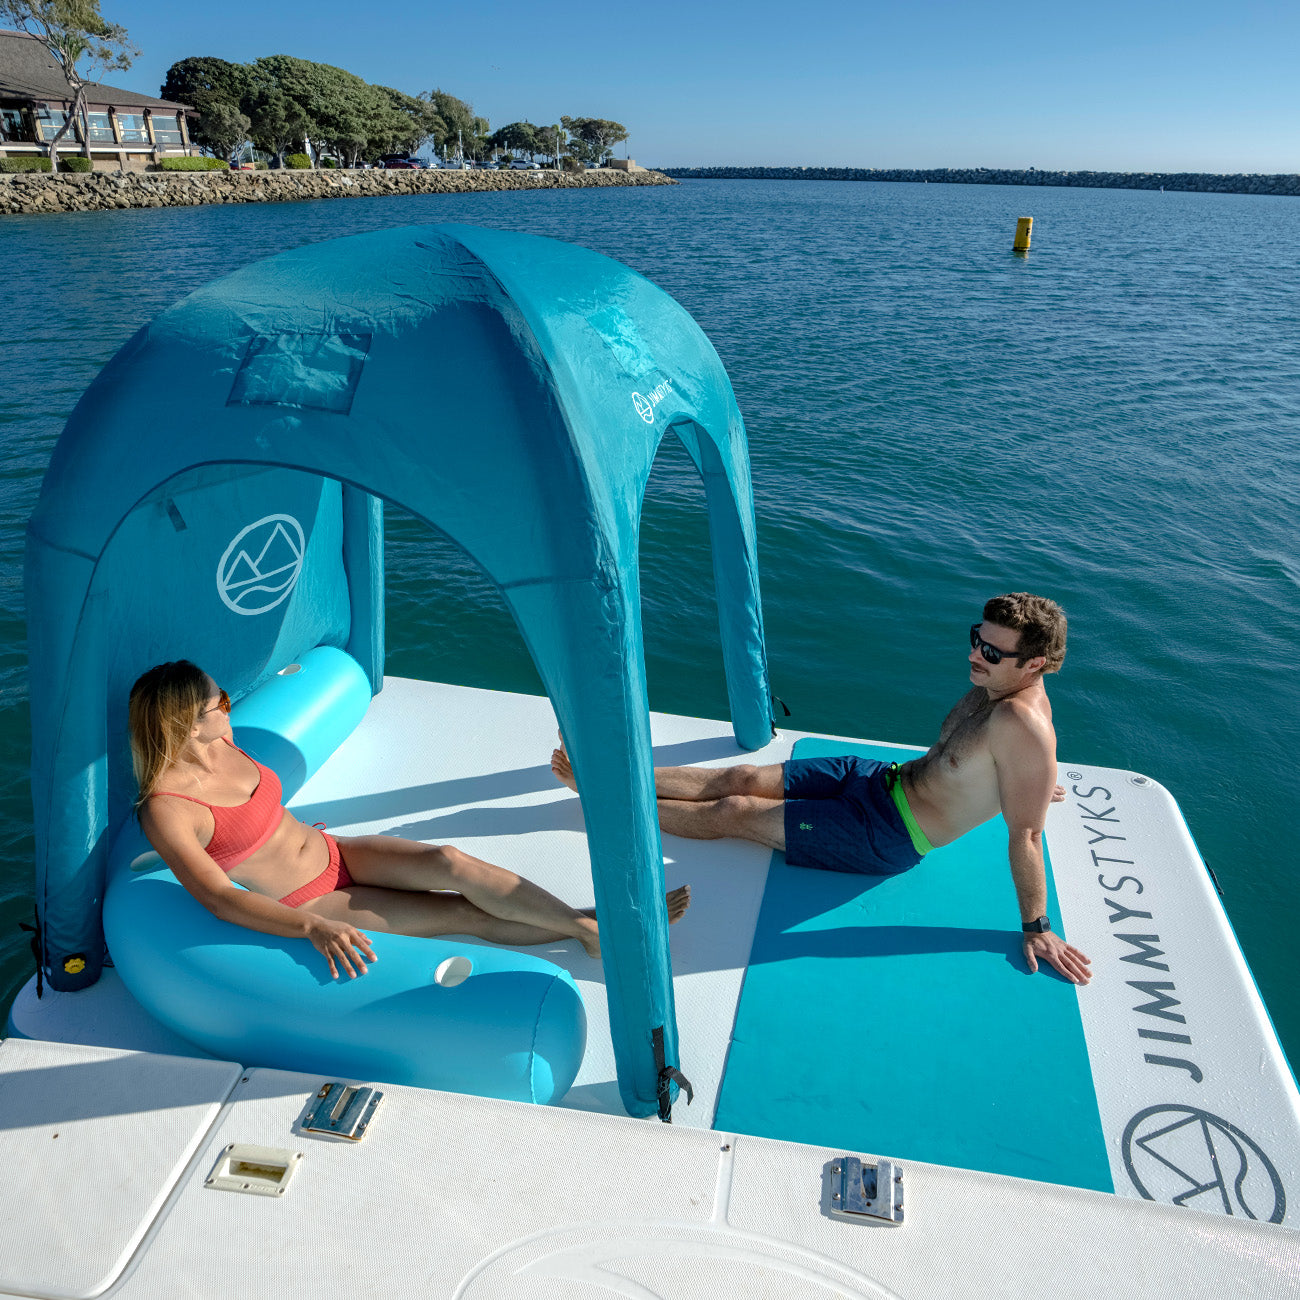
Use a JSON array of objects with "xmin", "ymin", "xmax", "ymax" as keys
[
  {"xmin": 205, "ymin": 1144, "xmax": 302, "ymax": 1197},
  {"xmin": 435, "ymin": 955, "xmax": 473, "ymax": 987}
]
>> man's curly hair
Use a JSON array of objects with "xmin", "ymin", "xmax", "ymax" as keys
[{"xmin": 983, "ymin": 593, "xmax": 1067, "ymax": 674}]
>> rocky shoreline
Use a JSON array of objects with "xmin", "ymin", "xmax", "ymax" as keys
[
  {"xmin": 0, "ymin": 166, "xmax": 677, "ymax": 217},
  {"xmin": 662, "ymin": 166, "xmax": 1299, "ymax": 197}
]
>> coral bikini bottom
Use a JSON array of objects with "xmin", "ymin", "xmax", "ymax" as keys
[{"xmin": 278, "ymin": 831, "xmax": 354, "ymax": 908}]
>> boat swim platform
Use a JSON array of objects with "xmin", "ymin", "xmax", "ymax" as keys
[
  {"xmin": 2, "ymin": 1037, "xmax": 1297, "ymax": 1300},
  {"xmin": 9, "ymin": 678, "xmax": 1299, "ymax": 1226}
]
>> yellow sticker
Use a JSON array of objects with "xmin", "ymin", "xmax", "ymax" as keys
[{"xmin": 63, "ymin": 956, "xmax": 85, "ymax": 974}]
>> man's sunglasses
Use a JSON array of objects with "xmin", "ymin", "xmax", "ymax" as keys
[
  {"xmin": 203, "ymin": 689, "xmax": 231, "ymax": 716},
  {"xmin": 970, "ymin": 625, "xmax": 1022, "ymax": 666}
]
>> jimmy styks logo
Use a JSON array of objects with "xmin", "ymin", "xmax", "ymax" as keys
[{"xmin": 631, "ymin": 379, "xmax": 673, "ymax": 424}]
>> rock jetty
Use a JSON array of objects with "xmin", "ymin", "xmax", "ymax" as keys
[
  {"xmin": 0, "ymin": 166, "xmax": 676, "ymax": 217},
  {"xmin": 662, "ymin": 166, "xmax": 1299, "ymax": 198}
]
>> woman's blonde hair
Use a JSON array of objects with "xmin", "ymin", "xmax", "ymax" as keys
[{"xmin": 129, "ymin": 660, "xmax": 211, "ymax": 810}]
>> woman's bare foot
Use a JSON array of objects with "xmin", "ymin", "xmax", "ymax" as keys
[
  {"xmin": 550, "ymin": 742, "xmax": 578, "ymax": 793},
  {"xmin": 575, "ymin": 885, "xmax": 692, "ymax": 959}
]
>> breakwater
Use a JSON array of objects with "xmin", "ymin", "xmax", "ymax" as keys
[
  {"xmin": 661, "ymin": 166, "xmax": 1299, "ymax": 197},
  {"xmin": 0, "ymin": 165, "xmax": 675, "ymax": 217}
]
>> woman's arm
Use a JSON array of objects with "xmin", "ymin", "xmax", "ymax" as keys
[{"xmin": 140, "ymin": 802, "xmax": 376, "ymax": 979}]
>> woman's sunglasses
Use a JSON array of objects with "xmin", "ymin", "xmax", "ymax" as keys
[
  {"xmin": 970, "ymin": 625, "xmax": 1022, "ymax": 666},
  {"xmin": 202, "ymin": 689, "xmax": 231, "ymax": 716}
]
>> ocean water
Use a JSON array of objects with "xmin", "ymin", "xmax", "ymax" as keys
[{"xmin": 1, "ymin": 179, "xmax": 1296, "ymax": 1069}]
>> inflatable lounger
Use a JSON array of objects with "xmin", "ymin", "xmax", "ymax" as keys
[{"xmin": 103, "ymin": 647, "xmax": 586, "ymax": 1104}]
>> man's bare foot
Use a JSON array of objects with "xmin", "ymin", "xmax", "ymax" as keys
[
  {"xmin": 551, "ymin": 742, "xmax": 578, "ymax": 793},
  {"xmin": 575, "ymin": 885, "xmax": 692, "ymax": 959},
  {"xmin": 665, "ymin": 884, "xmax": 691, "ymax": 923}
]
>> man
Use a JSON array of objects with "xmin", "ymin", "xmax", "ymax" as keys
[{"xmin": 553, "ymin": 592, "xmax": 1091, "ymax": 985}]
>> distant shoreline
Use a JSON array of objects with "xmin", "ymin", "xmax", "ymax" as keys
[
  {"xmin": 661, "ymin": 166, "xmax": 1299, "ymax": 198},
  {"xmin": 0, "ymin": 166, "xmax": 676, "ymax": 217}
]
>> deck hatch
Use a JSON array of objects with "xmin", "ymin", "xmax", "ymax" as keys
[{"xmin": 0, "ymin": 1039, "xmax": 241, "ymax": 1300}]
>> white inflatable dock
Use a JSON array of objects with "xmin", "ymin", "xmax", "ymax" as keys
[{"xmin": 6, "ymin": 680, "xmax": 1298, "ymax": 1299}]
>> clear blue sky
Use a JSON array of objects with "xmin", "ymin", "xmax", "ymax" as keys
[{"xmin": 94, "ymin": 0, "xmax": 1297, "ymax": 171}]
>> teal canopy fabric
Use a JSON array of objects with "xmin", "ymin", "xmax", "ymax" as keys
[{"xmin": 25, "ymin": 223, "xmax": 772, "ymax": 1117}]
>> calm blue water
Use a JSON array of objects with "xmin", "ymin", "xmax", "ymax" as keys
[{"xmin": 1, "ymin": 179, "xmax": 1297, "ymax": 1068}]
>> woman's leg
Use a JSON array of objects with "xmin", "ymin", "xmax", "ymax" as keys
[
  {"xmin": 303, "ymin": 882, "xmax": 692, "ymax": 958},
  {"xmin": 302, "ymin": 884, "xmax": 593, "ymax": 951},
  {"xmin": 328, "ymin": 835, "xmax": 689, "ymax": 958}
]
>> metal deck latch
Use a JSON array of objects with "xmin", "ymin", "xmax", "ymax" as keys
[
  {"xmin": 302, "ymin": 1081, "xmax": 383, "ymax": 1141},
  {"xmin": 829, "ymin": 1156, "xmax": 904, "ymax": 1225}
]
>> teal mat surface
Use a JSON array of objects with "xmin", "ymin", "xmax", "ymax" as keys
[{"xmin": 713, "ymin": 738, "xmax": 1112, "ymax": 1192}]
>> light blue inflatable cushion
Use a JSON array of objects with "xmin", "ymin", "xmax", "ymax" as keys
[{"xmin": 105, "ymin": 646, "xmax": 587, "ymax": 1103}]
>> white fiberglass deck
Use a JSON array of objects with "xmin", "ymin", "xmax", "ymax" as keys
[{"xmin": 5, "ymin": 1036, "xmax": 1298, "ymax": 1300}]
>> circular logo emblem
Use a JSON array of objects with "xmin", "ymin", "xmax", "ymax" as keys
[
  {"xmin": 1122, "ymin": 1104, "xmax": 1286, "ymax": 1223},
  {"xmin": 631, "ymin": 392, "xmax": 655, "ymax": 424},
  {"xmin": 216, "ymin": 514, "xmax": 305, "ymax": 616}
]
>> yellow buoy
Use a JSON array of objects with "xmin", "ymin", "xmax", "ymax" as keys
[{"xmin": 1013, "ymin": 217, "xmax": 1033, "ymax": 252}]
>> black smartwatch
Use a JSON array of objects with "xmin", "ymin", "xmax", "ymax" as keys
[{"xmin": 1022, "ymin": 916, "xmax": 1052, "ymax": 934}]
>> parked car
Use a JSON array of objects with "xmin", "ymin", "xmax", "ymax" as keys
[
  {"xmin": 440, "ymin": 159, "xmax": 471, "ymax": 170},
  {"xmin": 475, "ymin": 161, "xmax": 500, "ymax": 170},
  {"xmin": 507, "ymin": 159, "xmax": 540, "ymax": 170},
  {"xmin": 378, "ymin": 155, "xmax": 421, "ymax": 169}
]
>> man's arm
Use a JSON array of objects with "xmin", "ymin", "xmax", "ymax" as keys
[{"xmin": 989, "ymin": 705, "xmax": 1092, "ymax": 985}]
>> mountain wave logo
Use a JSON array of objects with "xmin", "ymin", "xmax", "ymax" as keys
[
  {"xmin": 217, "ymin": 515, "xmax": 306, "ymax": 616},
  {"xmin": 1122, "ymin": 1104, "xmax": 1286, "ymax": 1223}
]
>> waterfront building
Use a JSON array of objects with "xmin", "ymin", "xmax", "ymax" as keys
[{"xmin": 0, "ymin": 29, "xmax": 194, "ymax": 170}]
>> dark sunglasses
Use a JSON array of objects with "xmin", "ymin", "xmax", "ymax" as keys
[
  {"xmin": 203, "ymin": 688, "xmax": 231, "ymax": 716},
  {"xmin": 970, "ymin": 625, "xmax": 1022, "ymax": 666}
]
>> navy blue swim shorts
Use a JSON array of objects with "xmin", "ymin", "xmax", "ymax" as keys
[{"xmin": 782, "ymin": 755, "xmax": 923, "ymax": 876}]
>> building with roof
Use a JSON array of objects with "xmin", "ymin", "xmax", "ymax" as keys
[{"xmin": 0, "ymin": 29, "xmax": 195, "ymax": 170}]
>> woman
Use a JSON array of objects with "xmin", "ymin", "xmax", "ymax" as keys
[{"xmin": 131, "ymin": 661, "xmax": 689, "ymax": 980}]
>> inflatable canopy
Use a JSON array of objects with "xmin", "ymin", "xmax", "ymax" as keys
[{"xmin": 25, "ymin": 223, "xmax": 772, "ymax": 1117}]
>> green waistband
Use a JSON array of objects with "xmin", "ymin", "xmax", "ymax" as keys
[{"xmin": 888, "ymin": 768, "xmax": 935, "ymax": 856}]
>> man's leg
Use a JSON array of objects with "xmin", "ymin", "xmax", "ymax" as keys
[
  {"xmin": 657, "ymin": 791, "xmax": 787, "ymax": 851},
  {"xmin": 552, "ymin": 744, "xmax": 788, "ymax": 851},
  {"xmin": 552, "ymin": 744, "xmax": 784, "ymax": 801}
]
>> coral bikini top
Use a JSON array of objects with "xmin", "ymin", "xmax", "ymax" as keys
[{"xmin": 150, "ymin": 739, "xmax": 285, "ymax": 870}]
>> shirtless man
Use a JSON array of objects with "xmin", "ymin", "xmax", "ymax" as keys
[{"xmin": 553, "ymin": 593, "xmax": 1091, "ymax": 985}]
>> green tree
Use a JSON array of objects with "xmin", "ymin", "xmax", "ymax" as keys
[
  {"xmin": 251, "ymin": 55, "xmax": 335, "ymax": 165},
  {"xmin": 493, "ymin": 120, "xmax": 556, "ymax": 161},
  {"xmin": 245, "ymin": 85, "xmax": 309, "ymax": 167},
  {"xmin": 536, "ymin": 122, "xmax": 563, "ymax": 165},
  {"xmin": 0, "ymin": 0, "xmax": 138, "ymax": 170},
  {"xmin": 197, "ymin": 100, "xmax": 250, "ymax": 162},
  {"xmin": 561, "ymin": 116, "xmax": 628, "ymax": 165},
  {"xmin": 465, "ymin": 115, "xmax": 491, "ymax": 161},
  {"xmin": 420, "ymin": 89, "xmax": 477, "ymax": 159},
  {"xmin": 372, "ymin": 86, "xmax": 434, "ymax": 160},
  {"xmin": 159, "ymin": 56, "xmax": 248, "ymax": 115},
  {"xmin": 159, "ymin": 58, "xmax": 253, "ymax": 156}
]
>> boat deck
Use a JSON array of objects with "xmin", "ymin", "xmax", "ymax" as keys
[{"xmin": 10, "ymin": 678, "xmax": 1299, "ymax": 1223}]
